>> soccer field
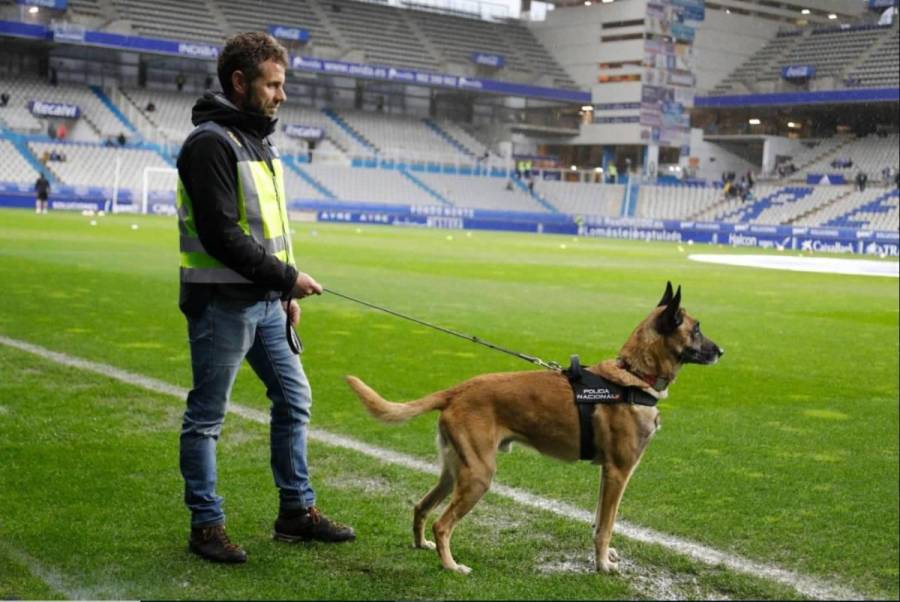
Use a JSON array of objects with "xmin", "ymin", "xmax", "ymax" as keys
[{"xmin": 0, "ymin": 209, "xmax": 897, "ymax": 600}]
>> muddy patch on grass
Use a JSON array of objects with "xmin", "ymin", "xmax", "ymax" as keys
[{"xmin": 535, "ymin": 551, "xmax": 730, "ymax": 600}]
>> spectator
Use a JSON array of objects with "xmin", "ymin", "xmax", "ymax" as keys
[
  {"xmin": 607, "ymin": 163, "xmax": 618, "ymax": 184},
  {"xmin": 176, "ymin": 72, "xmax": 186, "ymax": 92},
  {"xmin": 855, "ymin": 170, "xmax": 868, "ymax": 192},
  {"xmin": 527, "ymin": 175, "xmax": 535, "ymax": 195},
  {"xmin": 117, "ymin": 132, "xmax": 127, "ymax": 146},
  {"xmin": 57, "ymin": 123, "xmax": 67, "ymax": 140},
  {"xmin": 745, "ymin": 170, "xmax": 754, "ymax": 192},
  {"xmin": 0, "ymin": 92, "xmax": 9, "ymax": 107},
  {"xmin": 204, "ymin": 74, "xmax": 213, "ymax": 89},
  {"xmin": 146, "ymin": 100, "xmax": 156, "ymax": 112},
  {"xmin": 47, "ymin": 123, "xmax": 56, "ymax": 140},
  {"xmin": 34, "ymin": 172, "xmax": 50, "ymax": 214},
  {"xmin": 505, "ymin": 179, "xmax": 514, "ymax": 191}
]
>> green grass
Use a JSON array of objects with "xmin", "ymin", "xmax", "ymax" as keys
[{"xmin": 0, "ymin": 209, "xmax": 897, "ymax": 599}]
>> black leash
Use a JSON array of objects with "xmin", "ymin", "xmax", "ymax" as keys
[{"xmin": 321, "ymin": 288, "xmax": 561, "ymax": 371}]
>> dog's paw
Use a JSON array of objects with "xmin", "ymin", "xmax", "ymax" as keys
[
  {"xmin": 414, "ymin": 540, "xmax": 437, "ymax": 550},
  {"xmin": 452, "ymin": 564, "xmax": 473, "ymax": 575},
  {"xmin": 596, "ymin": 559, "xmax": 620, "ymax": 574},
  {"xmin": 608, "ymin": 547, "xmax": 619, "ymax": 563}
]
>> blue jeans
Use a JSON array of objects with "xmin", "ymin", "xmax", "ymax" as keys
[{"xmin": 179, "ymin": 295, "xmax": 315, "ymax": 528}]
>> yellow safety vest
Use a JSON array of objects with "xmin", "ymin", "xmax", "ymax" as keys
[{"xmin": 177, "ymin": 121, "xmax": 295, "ymax": 283}]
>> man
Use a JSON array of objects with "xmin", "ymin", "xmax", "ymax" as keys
[
  {"xmin": 34, "ymin": 172, "xmax": 49, "ymax": 214},
  {"xmin": 176, "ymin": 32, "xmax": 354, "ymax": 565}
]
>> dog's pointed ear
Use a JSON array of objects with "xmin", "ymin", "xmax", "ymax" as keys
[
  {"xmin": 656, "ymin": 285, "xmax": 683, "ymax": 335},
  {"xmin": 657, "ymin": 281, "xmax": 674, "ymax": 307}
]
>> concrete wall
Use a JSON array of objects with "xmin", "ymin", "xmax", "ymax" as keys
[{"xmin": 692, "ymin": 11, "xmax": 781, "ymax": 94}]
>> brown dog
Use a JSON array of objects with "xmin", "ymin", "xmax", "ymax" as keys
[{"xmin": 346, "ymin": 282, "xmax": 723, "ymax": 574}]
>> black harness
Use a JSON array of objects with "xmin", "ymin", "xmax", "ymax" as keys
[{"xmin": 564, "ymin": 355, "xmax": 659, "ymax": 461}]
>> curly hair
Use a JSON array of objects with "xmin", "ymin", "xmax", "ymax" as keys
[{"xmin": 217, "ymin": 32, "xmax": 288, "ymax": 98}]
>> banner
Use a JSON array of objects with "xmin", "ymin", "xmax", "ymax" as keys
[
  {"xmin": 50, "ymin": 21, "xmax": 85, "ymax": 43},
  {"xmin": 283, "ymin": 124, "xmax": 324, "ymax": 140},
  {"xmin": 16, "ymin": 0, "xmax": 67, "ymax": 9},
  {"xmin": 28, "ymin": 99, "xmax": 80, "ymax": 118},
  {"xmin": 471, "ymin": 52, "xmax": 505, "ymax": 68},
  {"xmin": 782, "ymin": 65, "xmax": 816, "ymax": 80},
  {"xmin": 177, "ymin": 42, "xmax": 218, "ymax": 58},
  {"xmin": 268, "ymin": 25, "xmax": 310, "ymax": 43}
]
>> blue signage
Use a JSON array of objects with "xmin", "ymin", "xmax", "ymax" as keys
[
  {"xmin": 284, "ymin": 124, "xmax": 324, "ymax": 140},
  {"xmin": 268, "ymin": 25, "xmax": 310, "ymax": 43},
  {"xmin": 51, "ymin": 22, "xmax": 85, "ymax": 43},
  {"xmin": 669, "ymin": 22, "xmax": 695, "ymax": 42},
  {"xmin": 672, "ymin": 0, "xmax": 705, "ymax": 21},
  {"xmin": 16, "ymin": 0, "xmax": 67, "ymax": 9},
  {"xmin": 782, "ymin": 65, "xmax": 816, "ymax": 80},
  {"xmin": 869, "ymin": 0, "xmax": 897, "ymax": 9},
  {"xmin": 471, "ymin": 52, "xmax": 505, "ymax": 68},
  {"xmin": 289, "ymin": 55, "xmax": 588, "ymax": 103},
  {"xmin": 28, "ymin": 100, "xmax": 80, "ymax": 118}
]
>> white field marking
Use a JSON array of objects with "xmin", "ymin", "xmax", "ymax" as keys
[
  {"xmin": 0, "ymin": 335, "xmax": 866, "ymax": 601},
  {"xmin": 0, "ymin": 541, "xmax": 103, "ymax": 600},
  {"xmin": 689, "ymin": 253, "xmax": 899, "ymax": 278}
]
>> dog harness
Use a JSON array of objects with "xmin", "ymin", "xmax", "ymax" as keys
[{"xmin": 564, "ymin": 355, "xmax": 659, "ymax": 461}]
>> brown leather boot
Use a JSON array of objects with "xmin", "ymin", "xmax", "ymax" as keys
[
  {"xmin": 189, "ymin": 524, "xmax": 247, "ymax": 564},
  {"xmin": 273, "ymin": 506, "xmax": 356, "ymax": 543}
]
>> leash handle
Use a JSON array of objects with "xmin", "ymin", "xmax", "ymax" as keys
[
  {"xmin": 323, "ymin": 288, "xmax": 560, "ymax": 371},
  {"xmin": 285, "ymin": 297, "xmax": 303, "ymax": 355}
]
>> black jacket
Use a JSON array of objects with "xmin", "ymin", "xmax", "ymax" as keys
[{"xmin": 177, "ymin": 92, "xmax": 298, "ymax": 316}]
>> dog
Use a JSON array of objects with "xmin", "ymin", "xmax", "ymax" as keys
[{"xmin": 346, "ymin": 282, "xmax": 723, "ymax": 574}]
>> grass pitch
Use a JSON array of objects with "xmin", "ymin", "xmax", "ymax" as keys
[{"xmin": 0, "ymin": 209, "xmax": 897, "ymax": 600}]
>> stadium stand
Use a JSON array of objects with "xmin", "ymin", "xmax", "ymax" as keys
[
  {"xmin": 28, "ymin": 142, "xmax": 173, "ymax": 192},
  {"xmin": 636, "ymin": 185, "xmax": 720, "ymax": 219},
  {"xmin": 0, "ymin": 138, "xmax": 39, "ymax": 183},
  {"xmin": 537, "ymin": 181, "xmax": 624, "ymax": 217},
  {"xmin": 299, "ymin": 163, "xmax": 432, "ymax": 206},
  {"xmin": 795, "ymin": 186, "xmax": 900, "ymax": 231},
  {"xmin": 713, "ymin": 23, "xmax": 899, "ymax": 93},
  {"xmin": 0, "ymin": 0, "xmax": 896, "ymax": 240},
  {"xmin": 413, "ymin": 172, "xmax": 547, "ymax": 212},
  {"xmin": 0, "ymin": 77, "xmax": 127, "ymax": 141},
  {"xmin": 109, "ymin": 0, "xmax": 225, "ymax": 45},
  {"xmin": 334, "ymin": 110, "xmax": 469, "ymax": 160},
  {"xmin": 801, "ymin": 133, "xmax": 900, "ymax": 179},
  {"xmin": 217, "ymin": 0, "xmax": 341, "ymax": 55}
]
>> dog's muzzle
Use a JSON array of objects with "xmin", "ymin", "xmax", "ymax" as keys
[{"xmin": 681, "ymin": 343, "xmax": 724, "ymax": 365}]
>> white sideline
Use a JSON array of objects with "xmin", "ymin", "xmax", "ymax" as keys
[{"xmin": 0, "ymin": 335, "xmax": 865, "ymax": 601}]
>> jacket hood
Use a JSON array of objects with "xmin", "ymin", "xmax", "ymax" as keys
[{"xmin": 191, "ymin": 91, "xmax": 277, "ymax": 138}]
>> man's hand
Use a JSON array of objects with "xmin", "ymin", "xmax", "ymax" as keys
[
  {"xmin": 291, "ymin": 272, "xmax": 323, "ymax": 299},
  {"xmin": 283, "ymin": 299, "xmax": 301, "ymax": 327}
]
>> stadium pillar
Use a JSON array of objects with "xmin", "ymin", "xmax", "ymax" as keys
[
  {"xmin": 644, "ymin": 144, "xmax": 659, "ymax": 179},
  {"xmin": 520, "ymin": 0, "xmax": 532, "ymax": 16}
]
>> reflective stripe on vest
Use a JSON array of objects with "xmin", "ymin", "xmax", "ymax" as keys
[{"xmin": 177, "ymin": 121, "xmax": 294, "ymax": 284}]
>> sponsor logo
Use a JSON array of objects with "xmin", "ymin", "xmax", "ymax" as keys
[
  {"xmin": 269, "ymin": 26, "xmax": 309, "ymax": 42},
  {"xmin": 799, "ymin": 239, "xmax": 856, "ymax": 254},
  {"xmin": 178, "ymin": 43, "xmax": 218, "ymax": 58},
  {"xmin": 28, "ymin": 100, "xmax": 80, "ymax": 118}
]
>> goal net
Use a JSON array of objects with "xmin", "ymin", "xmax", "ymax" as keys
[{"xmin": 138, "ymin": 166, "xmax": 179, "ymax": 215}]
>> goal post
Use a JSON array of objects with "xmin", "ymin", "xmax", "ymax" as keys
[{"xmin": 140, "ymin": 166, "xmax": 179, "ymax": 215}]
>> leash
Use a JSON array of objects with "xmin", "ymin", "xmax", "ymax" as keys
[{"xmin": 322, "ymin": 288, "xmax": 562, "ymax": 371}]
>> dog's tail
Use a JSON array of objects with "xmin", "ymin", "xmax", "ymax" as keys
[{"xmin": 345, "ymin": 375, "xmax": 450, "ymax": 423}]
